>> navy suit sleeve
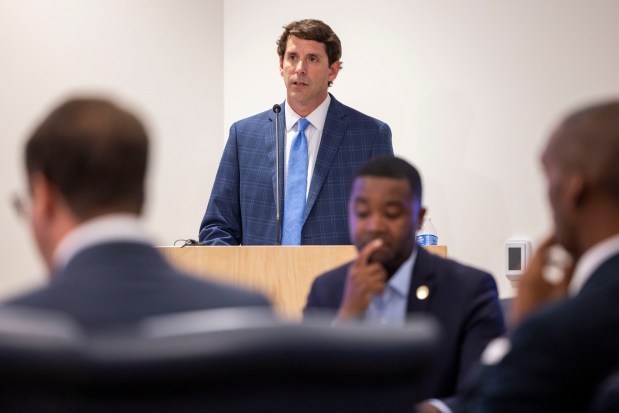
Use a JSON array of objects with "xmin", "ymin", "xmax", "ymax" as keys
[
  {"xmin": 445, "ymin": 272, "xmax": 505, "ymax": 411},
  {"xmin": 457, "ymin": 274, "xmax": 619, "ymax": 413},
  {"xmin": 199, "ymin": 123, "xmax": 242, "ymax": 245},
  {"xmin": 456, "ymin": 309, "xmax": 571, "ymax": 413},
  {"xmin": 302, "ymin": 264, "xmax": 348, "ymax": 320},
  {"xmin": 304, "ymin": 279, "xmax": 322, "ymax": 310},
  {"xmin": 303, "ymin": 279, "xmax": 323, "ymax": 320}
]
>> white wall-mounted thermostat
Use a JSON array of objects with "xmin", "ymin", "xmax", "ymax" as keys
[{"xmin": 505, "ymin": 240, "xmax": 532, "ymax": 281}]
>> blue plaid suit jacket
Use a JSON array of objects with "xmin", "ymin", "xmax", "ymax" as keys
[{"xmin": 199, "ymin": 95, "xmax": 393, "ymax": 245}]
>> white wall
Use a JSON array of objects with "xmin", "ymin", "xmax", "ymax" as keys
[
  {"xmin": 2, "ymin": 1, "xmax": 619, "ymax": 300},
  {"xmin": 0, "ymin": 0, "xmax": 223, "ymax": 297},
  {"xmin": 224, "ymin": 0, "xmax": 619, "ymax": 297}
]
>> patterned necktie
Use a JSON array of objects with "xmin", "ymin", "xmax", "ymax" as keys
[{"xmin": 282, "ymin": 118, "xmax": 310, "ymax": 245}]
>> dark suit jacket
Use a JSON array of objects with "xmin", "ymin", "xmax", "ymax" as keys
[
  {"xmin": 457, "ymin": 252, "xmax": 619, "ymax": 413},
  {"xmin": 304, "ymin": 247, "xmax": 505, "ymax": 410},
  {"xmin": 4, "ymin": 242, "xmax": 269, "ymax": 331},
  {"xmin": 199, "ymin": 94, "xmax": 393, "ymax": 245}
]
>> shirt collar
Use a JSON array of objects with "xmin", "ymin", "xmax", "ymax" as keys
[
  {"xmin": 284, "ymin": 94, "xmax": 331, "ymax": 133},
  {"xmin": 52, "ymin": 214, "xmax": 152, "ymax": 272},
  {"xmin": 569, "ymin": 233, "xmax": 619, "ymax": 295},
  {"xmin": 387, "ymin": 247, "xmax": 418, "ymax": 298}
]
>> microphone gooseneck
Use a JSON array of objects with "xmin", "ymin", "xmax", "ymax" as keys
[{"xmin": 273, "ymin": 104, "xmax": 282, "ymax": 245}]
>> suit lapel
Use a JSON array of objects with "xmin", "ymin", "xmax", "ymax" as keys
[
  {"xmin": 303, "ymin": 95, "xmax": 347, "ymax": 223},
  {"xmin": 580, "ymin": 252, "xmax": 619, "ymax": 294},
  {"xmin": 406, "ymin": 248, "xmax": 437, "ymax": 315}
]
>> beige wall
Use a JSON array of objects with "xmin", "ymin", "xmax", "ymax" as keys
[{"xmin": 0, "ymin": 0, "xmax": 223, "ymax": 296}]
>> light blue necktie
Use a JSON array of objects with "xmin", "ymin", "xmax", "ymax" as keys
[{"xmin": 282, "ymin": 118, "xmax": 310, "ymax": 245}]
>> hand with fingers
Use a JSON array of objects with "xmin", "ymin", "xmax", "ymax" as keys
[
  {"xmin": 336, "ymin": 239, "xmax": 388, "ymax": 321},
  {"xmin": 510, "ymin": 235, "xmax": 575, "ymax": 327}
]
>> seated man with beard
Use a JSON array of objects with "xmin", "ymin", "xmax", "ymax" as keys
[{"xmin": 304, "ymin": 156, "xmax": 505, "ymax": 413}]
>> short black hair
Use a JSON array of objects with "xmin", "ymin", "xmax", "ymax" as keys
[{"xmin": 353, "ymin": 156, "xmax": 423, "ymax": 202}]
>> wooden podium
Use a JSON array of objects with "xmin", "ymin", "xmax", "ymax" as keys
[{"xmin": 159, "ymin": 245, "xmax": 447, "ymax": 320}]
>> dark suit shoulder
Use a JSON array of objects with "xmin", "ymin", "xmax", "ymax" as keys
[
  {"xmin": 173, "ymin": 269, "xmax": 271, "ymax": 308},
  {"xmin": 231, "ymin": 98, "xmax": 390, "ymax": 130},
  {"xmin": 4, "ymin": 284, "xmax": 54, "ymax": 308},
  {"xmin": 304, "ymin": 261, "xmax": 351, "ymax": 313},
  {"xmin": 231, "ymin": 108, "xmax": 274, "ymax": 128},
  {"xmin": 517, "ymin": 272, "xmax": 619, "ymax": 344},
  {"xmin": 414, "ymin": 249, "xmax": 503, "ymax": 336},
  {"xmin": 4, "ymin": 243, "xmax": 270, "ymax": 328},
  {"xmin": 480, "ymin": 280, "xmax": 619, "ymax": 413},
  {"xmin": 313, "ymin": 260, "xmax": 350, "ymax": 284},
  {"xmin": 226, "ymin": 109, "xmax": 274, "ymax": 143}
]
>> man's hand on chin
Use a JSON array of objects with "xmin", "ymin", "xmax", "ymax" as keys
[
  {"xmin": 336, "ymin": 239, "xmax": 387, "ymax": 321},
  {"xmin": 510, "ymin": 235, "xmax": 574, "ymax": 327}
]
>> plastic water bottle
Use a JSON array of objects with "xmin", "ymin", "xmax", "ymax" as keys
[{"xmin": 417, "ymin": 216, "xmax": 438, "ymax": 246}]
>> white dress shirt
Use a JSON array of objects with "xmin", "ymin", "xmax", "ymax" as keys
[{"xmin": 284, "ymin": 95, "xmax": 331, "ymax": 199}]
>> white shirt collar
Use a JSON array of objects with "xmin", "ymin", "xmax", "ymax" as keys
[
  {"xmin": 569, "ymin": 233, "xmax": 619, "ymax": 295},
  {"xmin": 53, "ymin": 214, "xmax": 152, "ymax": 272},
  {"xmin": 284, "ymin": 94, "xmax": 331, "ymax": 132}
]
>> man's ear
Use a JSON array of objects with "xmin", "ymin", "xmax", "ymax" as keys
[
  {"xmin": 564, "ymin": 173, "xmax": 586, "ymax": 210},
  {"xmin": 328, "ymin": 60, "xmax": 341, "ymax": 82},
  {"xmin": 30, "ymin": 172, "xmax": 56, "ymax": 222}
]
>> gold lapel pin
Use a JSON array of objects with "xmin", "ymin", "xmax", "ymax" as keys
[{"xmin": 416, "ymin": 285, "xmax": 430, "ymax": 300}]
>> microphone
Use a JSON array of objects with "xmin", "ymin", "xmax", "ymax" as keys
[
  {"xmin": 273, "ymin": 104, "xmax": 282, "ymax": 245},
  {"xmin": 174, "ymin": 238, "xmax": 201, "ymax": 247}
]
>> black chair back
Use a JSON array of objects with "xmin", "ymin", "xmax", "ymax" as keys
[
  {"xmin": 0, "ymin": 307, "xmax": 441, "ymax": 413},
  {"xmin": 588, "ymin": 367, "xmax": 619, "ymax": 413}
]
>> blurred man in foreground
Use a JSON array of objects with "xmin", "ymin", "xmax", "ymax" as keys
[
  {"xmin": 6, "ymin": 97, "xmax": 269, "ymax": 331},
  {"xmin": 458, "ymin": 100, "xmax": 619, "ymax": 412}
]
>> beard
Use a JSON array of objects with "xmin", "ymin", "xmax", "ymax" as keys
[{"xmin": 355, "ymin": 233, "xmax": 397, "ymax": 266}]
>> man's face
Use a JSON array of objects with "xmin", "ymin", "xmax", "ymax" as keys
[
  {"xmin": 541, "ymin": 132, "xmax": 579, "ymax": 255},
  {"xmin": 279, "ymin": 35, "xmax": 340, "ymax": 112},
  {"xmin": 348, "ymin": 176, "xmax": 424, "ymax": 271}
]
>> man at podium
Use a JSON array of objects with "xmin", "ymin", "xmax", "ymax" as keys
[
  {"xmin": 304, "ymin": 156, "xmax": 505, "ymax": 413},
  {"xmin": 199, "ymin": 19, "xmax": 392, "ymax": 246}
]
